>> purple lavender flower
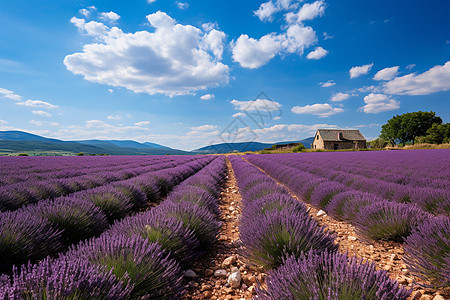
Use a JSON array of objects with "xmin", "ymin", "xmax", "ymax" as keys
[
  {"xmin": 404, "ymin": 217, "xmax": 450, "ymax": 287},
  {"xmin": 309, "ymin": 181, "xmax": 348, "ymax": 209},
  {"xmin": 24, "ymin": 197, "xmax": 109, "ymax": 246},
  {"xmin": 109, "ymin": 209, "xmax": 200, "ymax": 266},
  {"xmin": 326, "ymin": 191, "xmax": 384, "ymax": 221},
  {"xmin": 356, "ymin": 201, "xmax": 427, "ymax": 242},
  {"xmin": 1, "ymin": 257, "xmax": 132, "ymax": 299},
  {"xmin": 240, "ymin": 209, "xmax": 338, "ymax": 270},
  {"xmin": 0, "ymin": 210, "xmax": 62, "ymax": 273},
  {"xmin": 167, "ymin": 186, "xmax": 220, "ymax": 216},
  {"xmin": 112, "ymin": 182, "xmax": 147, "ymax": 210},
  {"xmin": 66, "ymin": 234, "xmax": 183, "ymax": 298},
  {"xmin": 259, "ymin": 250, "xmax": 411, "ymax": 299}
]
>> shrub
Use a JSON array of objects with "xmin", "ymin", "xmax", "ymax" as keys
[
  {"xmin": 0, "ymin": 210, "xmax": 62, "ymax": 273},
  {"xmin": 167, "ymin": 186, "xmax": 220, "ymax": 216},
  {"xmin": 1, "ymin": 257, "xmax": 132, "ymax": 299},
  {"xmin": 259, "ymin": 250, "xmax": 411, "ymax": 300},
  {"xmin": 356, "ymin": 201, "xmax": 426, "ymax": 242},
  {"xmin": 156, "ymin": 201, "xmax": 220, "ymax": 251},
  {"xmin": 244, "ymin": 182, "xmax": 290, "ymax": 203},
  {"xmin": 183, "ymin": 174, "xmax": 221, "ymax": 197},
  {"xmin": 292, "ymin": 143, "xmax": 306, "ymax": 152},
  {"xmin": 0, "ymin": 184, "xmax": 36, "ymax": 211},
  {"xmin": 109, "ymin": 210, "xmax": 200, "ymax": 266},
  {"xmin": 240, "ymin": 209, "xmax": 338, "ymax": 270},
  {"xmin": 309, "ymin": 181, "xmax": 348, "ymax": 209},
  {"xmin": 326, "ymin": 191, "xmax": 383, "ymax": 221},
  {"xmin": 404, "ymin": 217, "xmax": 450, "ymax": 287},
  {"xmin": 112, "ymin": 182, "xmax": 147, "ymax": 210},
  {"xmin": 25, "ymin": 197, "xmax": 109, "ymax": 246},
  {"xmin": 67, "ymin": 234, "xmax": 183, "ymax": 299},
  {"xmin": 79, "ymin": 187, "xmax": 134, "ymax": 223}
]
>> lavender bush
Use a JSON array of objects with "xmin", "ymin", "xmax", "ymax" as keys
[
  {"xmin": 356, "ymin": 201, "xmax": 426, "ymax": 242},
  {"xmin": 112, "ymin": 182, "xmax": 147, "ymax": 210},
  {"xmin": 156, "ymin": 201, "xmax": 220, "ymax": 251},
  {"xmin": 25, "ymin": 197, "xmax": 109, "ymax": 246},
  {"xmin": 66, "ymin": 234, "xmax": 183, "ymax": 299},
  {"xmin": 404, "ymin": 217, "xmax": 450, "ymax": 287},
  {"xmin": 326, "ymin": 191, "xmax": 383, "ymax": 221},
  {"xmin": 0, "ymin": 257, "xmax": 132, "ymax": 299},
  {"xmin": 259, "ymin": 250, "xmax": 411, "ymax": 300},
  {"xmin": 240, "ymin": 209, "xmax": 338, "ymax": 270},
  {"xmin": 309, "ymin": 181, "xmax": 348, "ymax": 209},
  {"xmin": 109, "ymin": 210, "xmax": 200, "ymax": 266},
  {"xmin": 0, "ymin": 210, "xmax": 62, "ymax": 273},
  {"xmin": 167, "ymin": 186, "xmax": 220, "ymax": 216}
]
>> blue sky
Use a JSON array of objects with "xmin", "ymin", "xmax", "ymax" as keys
[{"xmin": 0, "ymin": 0, "xmax": 449, "ymax": 150}]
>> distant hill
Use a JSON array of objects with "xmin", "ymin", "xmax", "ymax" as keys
[
  {"xmin": 0, "ymin": 131, "xmax": 189, "ymax": 155},
  {"xmin": 194, "ymin": 137, "xmax": 314, "ymax": 154}
]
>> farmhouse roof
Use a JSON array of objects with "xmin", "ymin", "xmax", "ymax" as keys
[{"xmin": 317, "ymin": 129, "xmax": 366, "ymax": 141}]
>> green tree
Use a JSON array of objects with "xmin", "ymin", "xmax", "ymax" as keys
[
  {"xmin": 416, "ymin": 123, "xmax": 450, "ymax": 144},
  {"xmin": 370, "ymin": 138, "xmax": 388, "ymax": 149},
  {"xmin": 380, "ymin": 111, "xmax": 442, "ymax": 145},
  {"xmin": 292, "ymin": 143, "xmax": 306, "ymax": 152}
]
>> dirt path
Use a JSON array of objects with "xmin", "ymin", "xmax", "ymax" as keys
[
  {"xmin": 182, "ymin": 159, "xmax": 262, "ymax": 300},
  {"xmin": 241, "ymin": 157, "xmax": 448, "ymax": 300}
]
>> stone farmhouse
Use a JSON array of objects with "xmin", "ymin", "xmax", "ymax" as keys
[{"xmin": 312, "ymin": 129, "xmax": 367, "ymax": 150}]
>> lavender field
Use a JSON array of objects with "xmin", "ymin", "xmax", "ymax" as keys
[{"xmin": 0, "ymin": 150, "xmax": 449, "ymax": 299}]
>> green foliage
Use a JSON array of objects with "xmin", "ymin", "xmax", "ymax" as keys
[
  {"xmin": 415, "ymin": 123, "xmax": 450, "ymax": 144},
  {"xmin": 76, "ymin": 152, "xmax": 84, "ymax": 156},
  {"xmin": 292, "ymin": 143, "xmax": 306, "ymax": 152},
  {"xmin": 380, "ymin": 111, "xmax": 442, "ymax": 145},
  {"xmin": 17, "ymin": 153, "xmax": 29, "ymax": 156},
  {"xmin": 369, "ymin": 138, "xmax": 388, "ymax": 149}
]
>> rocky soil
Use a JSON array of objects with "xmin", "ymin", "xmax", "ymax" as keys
[{"xmin": 182, "ymin": 159, "xmax": 449, "ymax": 300}]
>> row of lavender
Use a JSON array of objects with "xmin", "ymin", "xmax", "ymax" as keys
[
  {"xmin": 245, "ymin": 153, "xmax": 449, "ymax": 288},
  {"xmin": 0, "ymin": 156, "xmax": 202, "ymax": 211},
  {"xmin": 0, "ymin": 156, "xmax": 214, "ymax": 274},
  {"xmin": 256, "ymin": 151, "xmax": 449, "ymax": 215},
  {"xmin": 0, "ymin": 156, "xmax": 226, "ymax": 298},
  {"xmin": 229, "ymin": 156, "xmax": 411, "ymax": 299}
]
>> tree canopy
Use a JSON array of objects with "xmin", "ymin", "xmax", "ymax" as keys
[{"xmin": 380, "ymin": 111, "xmax": 442, "ymax": 145}]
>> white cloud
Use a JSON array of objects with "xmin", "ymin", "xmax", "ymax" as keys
[
  {"xmin": 200, "ymin": 94, "xmax": 215, "ymax": 100},
  {"xmin": 79, "ymin": 9, "xmax": 91, "ymax": 18},
  {"xmin": 405, "ymin": 64, "xmax": 415, "ymax": 70},
  {"xmin": 291, "ymin": 103, "xmax": 343, "ymax": 117},
  {"xmin": 191, "ymin": 124, "xmax": 217, "ymax": 131},
  {"xmin": 147, "ymin": 0, "xmax": 157, "ymax": 3},
  {"xmin": 231, "ymin": 99, "xmax": 282, "ymax": 111},
  {"xmin": 202, "ymin": 22, "xmax": 218, "ymax": 32},
  {"xmin": 65, "ymin": 11, "xmax": 229, "ymax": 96},
  {"xmin": 134, "ymin": 121, "xmax": 151, "ymax": 126},
  {"xmin": 0, "ymin": 119, "xmax": 8, "ymax": 124},
  {"xmin": 323, "ymin": 32, "xmax": 333, "ymax": 40},
  {"xmin": 384, "ymin": 61, "xmax": 450, "ymax": 95},
  {"xmin": 232, "ymin": 112, "xmax": 246, "ymax": 118},
  {"xmin": 306, "ymin": 46, "xmax": 328, "ymax": 59},
  {"xmin": 232, "ymin": 24, "xmax": 316, "ymax": 68},
  {"xmin": 286, "ymin": 0, "xmax": 326, "ymax": 24},
  {"xmin": 0, "ymin": 88, "xmax": 22, "ymax": 101},
  {"xmin": 107, "ymin": 115, "xmax": 122, "ymax": 120},
  {"xmin": 50, "ymin": 122, "xmax": 59, "ymax": 126},
  {"xmin": 254, "ymin": 1, "xmax": 278, "ymax": 22},
  {"xmin": 30, "ymin": 120, "xmax": 44, "ymax": 126},
  {"xmin": 108, "ymin": 89, "xmax": 114, "ymax": 93},
  {"xmin": 349, "ymin": 63, "xmax": 373, "ymax": 78},
  {"xmin": 330, "ymin": 92, "xmax": 349, "ymax": 102},
  {"xmin": 357, "ymin": 85, "xmax": 376, "ymax": 92},
  {"xmin": 361, "ymin": 93, "xmax": 399, "ymax": 114},
  {"xmin": 17, "ymin": 100, "xmax": 58, "ymax": 109},
  {"xmin": 70, "ymin": 17, "xmax": 108, "ymax": 37},
  {"xmin": 373, "ymin": 66, "xmax": 399, "ymax": 81},
  {"xmin": 32, "ymin": 110, "xmax": 52, "ymax": 117},
  {"xmin": 99, "ymin": 12, "xmax": 120, "ymax": 23},
  {"xmin": 319, "ymin": 80, "xmax": 335, "ymax": 87},
  {"xmin": 176, "ymin": 2, "xmax": 189, "ymax": 9}
]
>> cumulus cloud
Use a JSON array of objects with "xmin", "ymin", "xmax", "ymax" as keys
[
  {"xmin": 17, "ymin": 100, "xmax": 58, "ymax": 109},
  {"xmin": 232, "ymin": 112, "xmax": 246, "ymax": 118},
  {"xmin": 32, "ymin": 110, "xmax": 52, "ymax": 117},
  {"xmin": 306, "ymin": 46, "xmax": 328, "ymax": 59},
  {"xmin": 349, "ymin": 63, "xmax": 373, "ymax": 78},
  {"xmin": 191, "ymin": 124, "xmax": 218, "ymax": 131},
  {"xmin": 79, "ymin": 9, "xmax": 91, "ymax": 18},
  {"xmin": 330, "ymin": 92, "xmax": 349, "ymax": 102},
  {"xmin": 384, "ymin": 61, "xmax": 450, "ymax": 95},
  {"xmin": 134, "ymin": 121, "xmax": 151, "ymax": 126},
  {"xmin": 285, "ymin": 0, "xmax": 326, "ymax": 24},
  {"xmin": 319, "ymin": 80, "xmax": 335, "ymax": 87},
  {"xmin": 231, "ymin": 99, "xmax": 282, "ymax": 111},
  {"xmin": 0, "ymin": 88, "xmax": 22, "ymax": 101},
  {"xmin": 64, "ymin": 11, "xmax": 229, "ymax": 96},
  {"xmin": 361, "ymin": 93, "xmax": 399, "ymax": 113},
  {"xmin": 291, "ymin": 103, "xmax": 343, "ymax": 117},
  {"xmin": 176, "ymin": 2, "xmax": 189, "ymax": 9},
  {"xmin": 254, "ymin": 1, "xmax": 278, "ymax": 22},
  {"xmin": 373, "ymin": 66, "xmax": 399, "ymax": 81},
  {"xmin": 200, "ymin": 94, "xmax": 215, "ymax": 100},
  {"xmin": 232, "ymin": 24, "xmax": 316, "ymax": 68},
  {"xmin": 107, "ymin": 115, "xmax": 122, "ymax": 120},
  {"xmin": 99, "ymin": 12, "xmax": 120, "ymax": 23}
]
